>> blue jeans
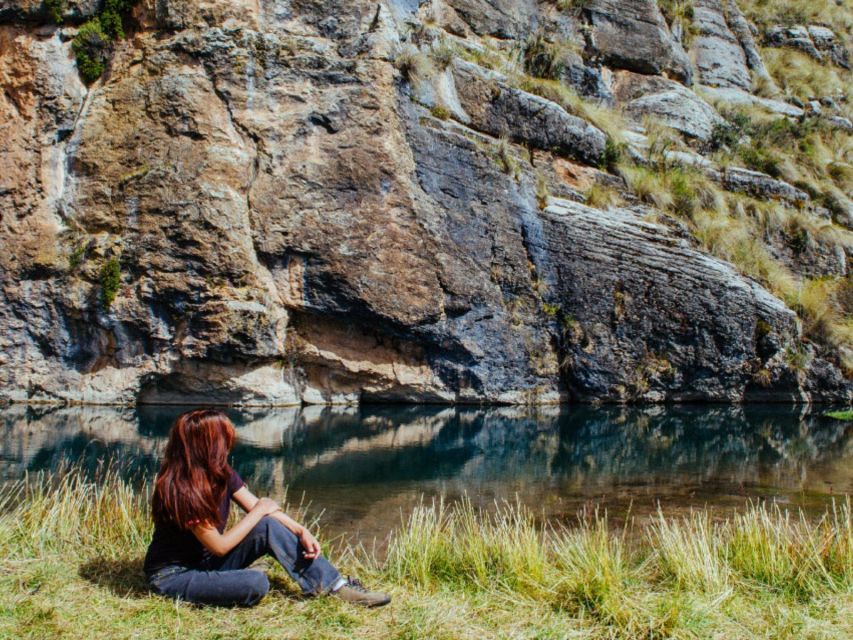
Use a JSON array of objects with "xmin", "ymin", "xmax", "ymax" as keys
[{"xmin": 147, "ymin": 516, "xmax": 342, "ymax": 607}]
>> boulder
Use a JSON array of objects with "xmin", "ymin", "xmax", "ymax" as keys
[
  {"xmin": 613, "ymin": 72, "xmax": 725, "ymax": 142},
  {"xmin": 808, "ymin": 26, "xmax": 850, "ymax": 68},
  {"xmin": 766, "ymin": 25, "xmax": 823, "ymax": 60},
  {"xmin": 708, "ymin": 167, "xmax": 810, "ymax": 204},
  {"xmin": 689, "ymin": 0, "xmax": 752, "ymax": 90},
  {"xmin": 444, "ymin": 0, "xmax": 538, "ymax": 39},
  {"xmin": 699, "ymin": 85, "xmax": 805, "ymax": 117},
  {"xmin": 559, "ymin": 53, "xmax": 614, "ymax": 104},
  {"xmin": 451, "ymin": 60, "xmax": 606, "ymax": 166},
  {"xmin": 583, "ymin": 0, "xmax": 692, "ymax": 84},
  {"xmin": 724, "ymin": 0, "xmax": 777, "ymax": 89}
]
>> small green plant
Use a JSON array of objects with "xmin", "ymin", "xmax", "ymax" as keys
[
  {"xmin": 658, "ymin": 0, "xmax": 698, "ymax": 46},
  {"xmin": 755, "ymin": 319, "xmax": 772, "ymax": 339},
  {"xmin": 753, "ymin": 368, "xmax": 773, "ymax": 388},
  {"xmin": 99, "ymin": 257, "xmax": 121, "ymax": 309},
  {"xmin": 494, "ymin": 137, "xmax": 521, "ymax": 179},
  {"xmin": 68, "ymin": 244, "xmax": 86, "ymax": 270},
  {"xmin": 395, "ymin": 47, "xmax": 433, "ymax": 84},
  {"xmin": 738, "ymin": 146, "xmax": 782, "ymax": 178},
  {"xmin": 585, "ymin": 183, "xmax": 622, "ymax": 209},
  {"xmin": 535, "ymin": 174, "xmax": 550, "ymax": 210},
  {"xmin": 600, "ymin": 138, "xmax": 623, "ymax": 173},
  {"xmin": 709, "ymin": 122, "xmax": 740, "ymax": 151},
  {"xmin": 555, "ymin": 0, "xmax": 593, "ymax": 15},
  {"xmin": 784, "ymin": 218, "xmax": 810, "ymax": 254},
  {"xmin": 43, "ymin": 0, "xmax": 63, "ymax": 23},
  {"xmin": 521, "ymin": 32, "xmax": 564, "ymax": 80},
  {"xmin": 430, "ymin": 43, "xmax": 455, "ymax": 70},
  {"xmin": 118, "ymin": 163, "xmax": 150, "ymax": 187},
  {"xmin": 429, "ymin": 105, "xmax": 452, "ymax": 120},
  {"xmin": 783, "ymin": 343, "xmax": 811, "ymax": 374},
  {"xmin": 542, "ymin": 302, "xmax": 560, "ymax": 317}
]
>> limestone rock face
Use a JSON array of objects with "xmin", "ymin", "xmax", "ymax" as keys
[
  {"xmin": 0, "ymin": 0, "xmax": 849, "ymax": 406},
  {"xmin": 538, "ymin": 199, "xmax": 807, "ymax": 402}
]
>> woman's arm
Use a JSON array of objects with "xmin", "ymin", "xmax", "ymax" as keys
[
  {"xmin": 191, "ymin": 496, "xmax": 280, "ymax": 557},
  {"xmin": 232, "ymin": 486, "xmax": 322, "ymax": 559}
]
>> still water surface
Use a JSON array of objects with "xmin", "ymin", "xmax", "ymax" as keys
[{"xmin": 1, "ymin": 404, "xmax": 851, "ymax": 542}]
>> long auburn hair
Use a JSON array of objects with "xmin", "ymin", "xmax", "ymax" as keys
[{"xmin": 152, "ymin": 409, "xmax": 237, "ymax": 529}]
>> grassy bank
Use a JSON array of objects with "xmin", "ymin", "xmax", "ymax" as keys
[{"xmin": 0, "ymin": 468, "xmax": 851, "ymax": 639}]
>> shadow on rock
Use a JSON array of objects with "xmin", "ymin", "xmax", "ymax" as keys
[{"xmin": 78, "ymin": 557, "xmax": 150, "ymax": 598}]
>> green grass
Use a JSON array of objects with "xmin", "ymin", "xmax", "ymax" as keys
[
  {"xmin": 0, "ymin": 466, "xmax": 851, "ymax": 639},
  {"xmin": 825, "ymin": 410, "xmax": 853, "ymax": 421}
]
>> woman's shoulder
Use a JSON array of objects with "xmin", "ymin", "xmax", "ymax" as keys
[{"xmin": 227, "ymin": 466, "xmax": 246, "ymax": 494}]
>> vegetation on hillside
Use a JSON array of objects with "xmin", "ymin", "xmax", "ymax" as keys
[{"xmin": 410, "ymin": 0, "xmax": 853, "ymax": 377}]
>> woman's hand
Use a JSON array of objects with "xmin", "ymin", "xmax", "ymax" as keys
[
  {"xmin": 299, "ymin": 528, "xmax": 321, "ymax": 559},
  {"xmin": 252, "ymin": 497, "xmax": 281, "ymax": 516}
]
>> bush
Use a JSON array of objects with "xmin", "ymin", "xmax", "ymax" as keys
[
  {"xmin": 738, "ymin": 146, "xmax": 783, "ymax": 178},
  {"xmin": 43, "ymin": 0, "xmax": 63, "ymax": 23},
  {"xmin": 395, "ymin": 47, "xmax": 433, "ymax": 86},
  {"xmin": 99, "ymin": 257, "xmax": 121, "ymax": 309},
  {"xmin": 100, "ymin": 0, "xmax": 135, "ymax": 39},
  {"xmin": 669, "ymin": 170, "xmax": 698, "ymax": 218},
  {"xmin": 600, "ymin": 138, "xmax": 623, "ymax": 173},
  {"xmin": 68, "ymin": 244, "xmax": 86, "ymax": 270},
  {"xmin": 522, "ymin": 32, "xmax": 564, "ymax": 80},
  {"xmin": 71, "ymin": 1, "xmax": 136, "ymax": 83},
  {"xmin": 709, "ymin": 122, "xmax": 739, "ymax": 151},
  {"xmin": 72, "ymin": 19, "xmax": 110, "ymax": 84},
  {"xmin": 429, "ymin": 105, "xmax": 451, "ymax": 120}
]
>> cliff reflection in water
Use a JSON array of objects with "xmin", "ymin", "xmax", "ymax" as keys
[{"xmin": 1, "ymin": 404, "xmax": 850, "ymax": 537}]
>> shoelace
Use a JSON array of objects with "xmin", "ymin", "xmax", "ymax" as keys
[{"xmin": 346, "ymin": 576, "xmax": 369, "ymax": 593}]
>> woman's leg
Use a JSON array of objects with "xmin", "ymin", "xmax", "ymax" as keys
[
  {"xmin": 150, "ymin": 568, "xmax": 269, "ymax": 607},
  {"xmin": 210, "ymin": 516, "xmax": 343, "ymax": 595}
]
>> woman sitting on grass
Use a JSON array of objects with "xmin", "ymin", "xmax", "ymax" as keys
[{"xmin": 143, "ymin": 408, "xmax": 390, "ymax": 608}]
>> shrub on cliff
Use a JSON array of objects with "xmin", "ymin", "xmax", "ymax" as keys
[
  {"xmin": 71, "ymin": 0, "xmax": 136, "ymax": 84},
  {"xmin": 99, "ymin": 257, "xmax": 121, "ymax": 309},
  {"xmin": 72, "ymin": 20, "xmax": 110, "ymax": 84},
  {"xmin": 99, "ymin": 0, "xmax": 135, "ymax": 39},
  {"xmin": 43, "ymin": 0, "xmax": 63, "ymax": 23}
]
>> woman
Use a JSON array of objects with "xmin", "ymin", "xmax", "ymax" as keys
[{"xmin": 143, "ymin": 408, "xmax": 390, "ymax": 608}]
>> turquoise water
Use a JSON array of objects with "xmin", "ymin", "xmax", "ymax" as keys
[{"xmin": 1, "ymin": 404, "xmax": 851, "ymax": 542}]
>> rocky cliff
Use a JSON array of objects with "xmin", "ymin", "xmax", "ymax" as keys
[{"xmin": 1, "ymin": 0, "xmax": 851, "ymax": 406}]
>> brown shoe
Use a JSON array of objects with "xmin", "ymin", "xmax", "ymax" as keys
[{"xmin": 332, "ymin": 577, "xmax": 391, "ymax": 608}]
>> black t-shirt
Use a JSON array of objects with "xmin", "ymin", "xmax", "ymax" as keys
[{"xmin": 144, "ymin": 468, "xmax": 245, "ymax": 575}]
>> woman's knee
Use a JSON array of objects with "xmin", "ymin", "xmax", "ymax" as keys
[
  {"xmin": 253, "ymin": 515, "xmax": 293, "ymax": 540},
  {"xmin": 245, "ymin": 571, "xmax": 270, "ymax": 606}
]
